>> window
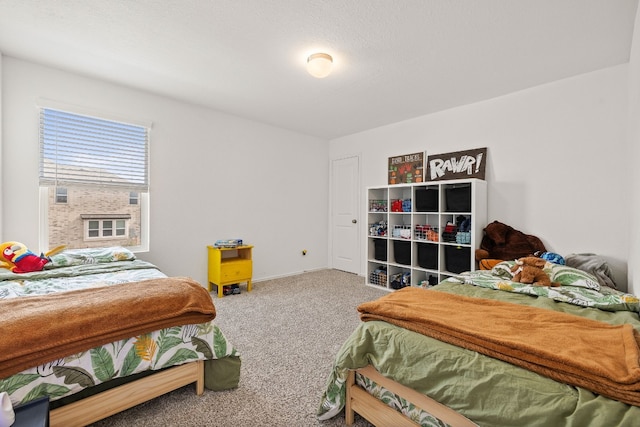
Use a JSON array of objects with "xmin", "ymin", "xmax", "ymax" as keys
[
  {"xmin": 82, "ymin": 215, "xmax": 130, "ymax": 240},
  {"xmin": 88, "ymin": 220, "xmax": 100, "ymax": 238},
  {"xmin": 116, "ymin": 219, "xmax": 126, "ymax": 236},
  {"xmin": 55, "ymin": 187, "xmax": 67, "ymax": 204},
  {"xmin": 40, "ymin": 107, "xmax": 150, "ymax": 251}
]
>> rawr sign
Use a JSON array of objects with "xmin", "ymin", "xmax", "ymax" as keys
[{"xmin": 426, "ymin": 147, "xmax": 487, "ymax": 181}]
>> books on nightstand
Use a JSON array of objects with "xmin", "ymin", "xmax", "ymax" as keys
[{"xmin": 213, "ymin": 239, "xmax": 243, "ymax": 248}]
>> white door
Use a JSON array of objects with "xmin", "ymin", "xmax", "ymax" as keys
[{"xmin": 331, "ymin": 155, "xmax": 360, "ymax": 274}]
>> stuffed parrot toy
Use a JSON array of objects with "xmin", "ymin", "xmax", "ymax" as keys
[{"xmin": 0, "ymin": 241, "xmax": 65, "ymax": 273}]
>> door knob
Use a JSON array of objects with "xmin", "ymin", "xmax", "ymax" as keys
[{"xmin": 352, "ymin": 219, "xmax": 357, "ymax": 224}]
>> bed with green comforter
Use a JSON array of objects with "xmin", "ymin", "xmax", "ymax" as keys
[{"xmin": 318, "ymin": 262, "xmax": 640, "ymax": 427}]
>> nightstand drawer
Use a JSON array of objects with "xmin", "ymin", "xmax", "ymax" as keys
[{"xmin": 220, "ymin": 260, "xmax": 252, "ymax": 281}]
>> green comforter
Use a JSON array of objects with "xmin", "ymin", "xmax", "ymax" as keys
[{"xmin": 318, "ymin": 282, "xmax": 640, "ymax": 427}]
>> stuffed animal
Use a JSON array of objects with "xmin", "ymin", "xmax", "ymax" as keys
[
  {"xmin": 510, "ymin": 256, "xmax": 559, "ymax": 287},
  {"xmin": 476, "ymin": 221, "xmax": 547, "ymax": 269},
  {"xmin": 0, "ymin": 241, "xmax": 65, "ymax": 273}
]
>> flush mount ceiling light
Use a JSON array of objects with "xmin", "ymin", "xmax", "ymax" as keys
[{"xmin": 307, "ymin": 53, "xmax": 333, "ymax": 78}]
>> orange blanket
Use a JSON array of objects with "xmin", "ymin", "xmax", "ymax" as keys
[
  {"xmin": 0, "ymin": 277, "xmax": 216, "ymax": 379},
  {"xmin": 358, "ymin": 287, "xmax": 640, "ymax": 407}
]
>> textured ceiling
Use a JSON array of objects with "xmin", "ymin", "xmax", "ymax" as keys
[{"xmin": 0, "ymin": 0, "xmax": 637, "ymax": 139}]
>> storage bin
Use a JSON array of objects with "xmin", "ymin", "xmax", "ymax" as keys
[
  {"xmin": 369, "ymin": 267, "xmax": 387, "ymax": 286},
  {"xmin": 393, "ymin": 240, "xmax": 411, "ymax": 265},
  {"xmin": 373, "ymin": 239, "xmax": 387, "ymax": 261},
  {"xmin": 392, "ymin": 225, "xmax": 411, "ymax": 239},
  {"xmin": 415, "ymin": 188, "xmax": 438, "ymax": 212},
  {"xmin": 414, "ymin": 224, "xmax": 432, "ymax": 240},
  {"xmin": 369, "ymin": 199, "xmax": 388, "ymax": 212},
  {"xmin": 444, "ymin": 245, "xmax": 471, "ymax": 274},
  {"xmin": 417, "ymin": 243, "xmax": 438, "ymax": 269},
  {"xmin": 455, "ymin": 231, "xmax": 471, "ymax": 244},
  {"xmin": 445, "ymin": 184, "xmax": 471, "ymax": 212}
]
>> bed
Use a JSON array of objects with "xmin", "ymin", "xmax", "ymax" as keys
[
  {"xmin": 0, "ymin": 246, "xmax": 240, "ymax": 427},
  {"xmin": 318, "ymin": 261, "xmax": 640, "ymax": 427}
]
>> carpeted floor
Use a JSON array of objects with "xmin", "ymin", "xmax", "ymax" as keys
[{"xmin": 90, "ymin": 269, "xmax": 388, "ymax": 426}]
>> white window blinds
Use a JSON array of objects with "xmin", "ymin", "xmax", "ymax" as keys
[{"xmin": 39, "ymin": 108, "xmax": 149, "ymax": 191}]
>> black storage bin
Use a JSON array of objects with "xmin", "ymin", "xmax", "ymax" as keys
[
  {"xmin": 393, "ymin": 240, "xmax": 411, "ymax": 265},
  {"xmin": 373, "ymin": 239, "xmax": 387, "ymax": 261},
  {"xmin": 417, "ymin": 243, "xmax": 438, "ymax": 269},
  {"xmin": 445, "ymin": 184, "xmax": 471, "ymax": 212},
  {"xmin": 415, "ymin": 187, "xmax": 438, "ymax": 212},
  {"xmin": 444, "ymin": 245, "xmax": 471, "ymax": 274}
]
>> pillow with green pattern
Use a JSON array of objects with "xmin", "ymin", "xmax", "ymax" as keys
[
  {"xmin": 46, "ymin": 246, "xmax": 136, "ymax": 268},
  {"xmin": 548, "ymin": 264, "xmax": 600, "ymax": 290}
]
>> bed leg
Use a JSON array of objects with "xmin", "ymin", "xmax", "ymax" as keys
[
  {"xmin": 345, "ymin": 370, "xmax": 355, "ymax": 425},
  {"xmin": 195, "ymin": 360, "xmax": 205, "ymax": 395}
]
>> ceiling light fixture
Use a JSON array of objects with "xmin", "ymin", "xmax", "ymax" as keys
[{"xmin": 307, "ymin": 53, "xmax": 333, "ymax": 78}]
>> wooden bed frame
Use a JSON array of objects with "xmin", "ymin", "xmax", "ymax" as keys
[
  {"xmin": 345, "ymin": 365, "xmax": 477, "ymax": 427},
  {"xmin": 49, "ymin": 360, "xmax": 204, "ymax": 427}
]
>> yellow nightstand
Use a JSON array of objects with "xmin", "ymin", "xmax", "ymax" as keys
[{"xmin": 207, "ymin": 245, "xmax": 253, "ymax": 298}]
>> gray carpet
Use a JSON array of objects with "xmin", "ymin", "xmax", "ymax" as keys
[{"xmin": 90, "ymin": 269, "xmax": 387, "ymax": 426}]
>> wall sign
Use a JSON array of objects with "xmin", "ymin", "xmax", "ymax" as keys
[
  {"xmin": 426, "ymin": 147, "xmax": 487, "ymax": 181},
  {"xmin": 388, "ymin": 152, "xmax": 424, "ymax": 184}
]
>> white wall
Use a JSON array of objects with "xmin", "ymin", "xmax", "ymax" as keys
[
  {"xmin": 330, "ymin": 65, "xmax": 631, "ymax": 291},
  {"xmin": 1, "ymin": 57, "xmax": 329, "ymax": 286},
  {"xmin": 0, "ymin": 53, "xmax": 3, "ymax": 241},
  {"xmin": 2, "ymin": 53, "xmax": 636, "ymax": 292},
  {"xmin": 628, "ymin": 6, "xmax": 640, "ymax": 296}
]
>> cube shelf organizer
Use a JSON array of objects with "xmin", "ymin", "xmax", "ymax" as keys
[{"xmin": 366, "ymin": 178, "xmax": 487, "ymax": 290}]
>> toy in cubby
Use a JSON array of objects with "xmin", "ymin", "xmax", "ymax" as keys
[
  {"xmin": 391, "ymin": 199, "xmax": 412, "ymax": 212},
  {"xmin": 369, "ymin": 200, "xmax": 388, "ymax": 212},
  {"xmin": 455, "ymin": 216, "xmax": 472, "ymax": 244},
  {"xmin": 415, "ymin": 224, "xmax": 440, "ymax": 241},
  {"xmin": 390, "ymin": 271, "xmax": 411, "ymax": 289},
  {"xmin": 442, "ymin": 222, "xmax": 457, "ymax": 243},
  {"xmin": 392, "ymin": 225, "xmax": 411, "ymax": 239},
  {"xmin": 369, "ymin": 220, "xmax": 388, "ymax": 237},
  {"xmin": 418, "ymin": 274, "xmax": 439, "ymax": 288},
  {"xmin": 442, "ymin": 215, "xmax": 472, "ymax": 244}
]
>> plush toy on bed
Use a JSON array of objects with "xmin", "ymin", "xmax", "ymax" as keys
[
  {"xmin": 475, "ymin": 221, "xmax": 547, "ymax": 270},
  {"xmin": 535, "ymin": 251, "xmax": 565, "ymax": 265},
  {"xmin": 510, "ymin": 256, "xmax": 560, "ymax": 287},
  {"xmin": 0, "ymin": 241, "xmax": 65, "ymax": 273}
]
